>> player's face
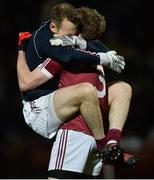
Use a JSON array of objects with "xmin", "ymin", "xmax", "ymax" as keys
[{"xmin": 51, "ymin": 18, "xmax": 77, "ymax": 36}]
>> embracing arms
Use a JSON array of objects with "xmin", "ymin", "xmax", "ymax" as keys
[
  {"xmin": 17, "ymin": 32, "xmax": 62, "ymax": 92},
  {"xmin": 49, "ymin": 35, "xmax": 125, "ymax": 73}
]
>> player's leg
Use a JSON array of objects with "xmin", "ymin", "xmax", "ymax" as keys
[
  {"xmin": 108, "ymin": 81, "xmax": 132, "ymax": 131},
  {"xmin": 48, "ymin": 82, "xmax": 105, "ymax": 141},
  {"xmin": 101, "ymin": 81, "xmax": 138, "ymax": 167}
]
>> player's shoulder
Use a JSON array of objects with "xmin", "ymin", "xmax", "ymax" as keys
[
  {"xmin": 32, "ymin": 19, "xmax": 53, "ymax": 43},
  {"xmin": 39, "ymin": 18, "xmax": 51, "ymax": 29}
]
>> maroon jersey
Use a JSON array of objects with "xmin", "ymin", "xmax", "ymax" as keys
[{"xmin": 59, "ymin": 64, "xmax": 107, "ymax": 136}]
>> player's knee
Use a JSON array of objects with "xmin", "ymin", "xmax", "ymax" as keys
[
  {"xmin": 116, "ymin": 81, "xmax": 132, "ymax": 99},
  {"xmin": 79, "ymin": 82, "xmax": 97, "ymax": 98}
]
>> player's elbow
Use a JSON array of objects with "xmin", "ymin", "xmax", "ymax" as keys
[
  {"xmin": 19, "ymin": 85, "xmax": 26, "ymax": 92},
  {"xmin": 18, "ymin": 78, "xmax": 33, "ymax": 92},
  {"xmin": 18, "ymin": 80, "xmax": 30, "ymax": 92}
]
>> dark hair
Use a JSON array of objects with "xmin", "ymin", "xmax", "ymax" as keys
[
  {"xmin": 75, "ymin": 7, "xmax": 106, "ymax": 40},
  {"xmin": 50, "ymin": 3, "xmax": 81, "ymax": 31}
]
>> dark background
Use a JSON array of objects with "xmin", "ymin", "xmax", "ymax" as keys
[{"xmin": 0, "ymin": 0, "xmax": 154, "ymax": 178}]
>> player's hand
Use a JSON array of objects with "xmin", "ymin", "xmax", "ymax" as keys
[
  {"xmin": 97, "ymin": 51, "xmax": 125, "ymax": 73},
  {"xmin": 50, "ymin": 35, "xmax": 87, "ymax": 49},
  {"xmin": 18, "ymin": 32, "xmax": 32, "ymax": 51}
]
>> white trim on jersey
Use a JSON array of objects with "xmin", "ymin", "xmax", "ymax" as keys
[
  {"xmin": 33, "ymin": 20, "xmax": 50, "ymax": 59},
  {"xmin": 40, "ymin": 67, "xmax": 54, "ymax": 79},
  {"xmin": 38, "ymin": 58, "xmax": 54, "ymax": 79}
]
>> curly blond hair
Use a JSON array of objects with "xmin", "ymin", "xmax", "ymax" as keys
[{"xmin": 76, "ymin": 7, "xmax": 106, "ymax": 40}]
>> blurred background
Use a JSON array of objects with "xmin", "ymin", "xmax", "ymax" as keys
[{"xmin": 0, "ymin": 0, "xmax": 154, "ymax": 178}]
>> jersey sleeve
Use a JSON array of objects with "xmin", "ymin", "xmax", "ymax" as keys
[
  {"xmin": 86, "ymin": 40, "xmax": 110, "ymax": 53},
  {"xmin": 35, "ymin": 36, "xmax": 100, "ymax": 66},
  {"xmin": 38, "ymin": 58, "xmax": 62, "ymax": 79}
]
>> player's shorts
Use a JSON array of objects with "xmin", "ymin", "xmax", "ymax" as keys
[
  {"xmin": 48, "ymin": 129, "xmax": 103, "ymax": 176},
  {"xmin": 22, "ymin": 92, "xmax": 62, "ymax": 139}
]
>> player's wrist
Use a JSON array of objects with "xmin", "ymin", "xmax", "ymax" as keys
[
  {"xmin": 18, "ymin": 50, "xmax": 25, "ymax": 53},
  {"xmin": 18, "ymin": 45, "xmax": 26, "ymax": 51},
  {"xmin": 73, "ymin": 36, "xmax": 87, "ymax": 49},
  {"xmin": 97, "ymin": 52, "xmax": 110, "ymax": 65},
  {"xmin": 18, "ymin": 32, "xmax": 32, "ymax": 51}
]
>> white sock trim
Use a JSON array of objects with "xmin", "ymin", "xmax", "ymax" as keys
[{"xmin": 107, "ymin": 140, "xmax": 117, "ymax": 145}]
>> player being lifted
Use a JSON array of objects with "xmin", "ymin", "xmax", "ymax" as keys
[
  {"xmin": 17, "ymin": 3, "xmax": 138, "ymax": 177},
  {"xmin": 17, "ymin": 3, "xmax": 125, "ymax": 152}
]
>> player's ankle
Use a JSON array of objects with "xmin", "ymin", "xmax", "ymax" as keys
[
  {"xmin": 106, "ymin": 128, "xmax": 121, "ymax": 143},
  {"xmin": 96, "ymin": 138, "xmax": 107, "ymax": 151}
]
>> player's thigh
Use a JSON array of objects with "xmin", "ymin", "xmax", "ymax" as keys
[{"xmin": 52, "ymin": 82, "xmax": 95, "ymax": 121}]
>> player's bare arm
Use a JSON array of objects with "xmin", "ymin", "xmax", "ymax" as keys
[
  {"xmin": 17, "ymin": 51, "xmax": 49, "ymax": 91},
  {"xmin": 17, "ymin": 32, "xmax": 62, "ymax": 92}
]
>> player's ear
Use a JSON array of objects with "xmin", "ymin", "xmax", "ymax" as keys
[{"xmin": 50, "ymin": 22, "xmax": 57, "ymax": 33}]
